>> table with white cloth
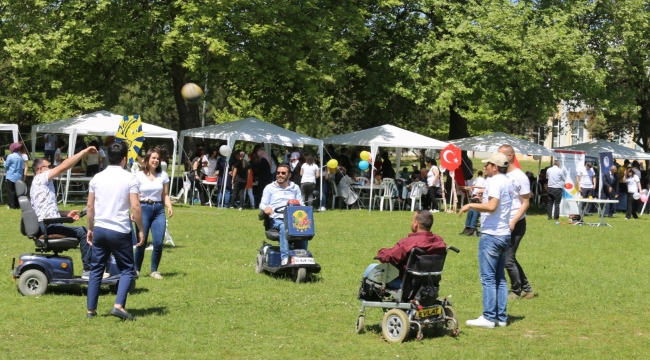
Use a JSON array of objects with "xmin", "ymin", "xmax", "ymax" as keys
[
  {"xmin": 566, "ymin": 198, "xmax": 619, "ymax": 227},
  {"xmin": 201, "ymin": 180, "xmax": 218, "ymax": 207},
  {"xmin": 351, "ymin": 183, "xmax": 380, "ymax": 208}
]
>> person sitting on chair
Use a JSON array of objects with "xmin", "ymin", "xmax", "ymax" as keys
[
  {"xmin": 30, "ymin": 145, "xmax": 99, "ymax": 279},
  {"xmin": 363, "ymin": 210, "xmax": 446, "ymax": 289},
  {"xmin": 259, "ymin": 163, "xmax": 305, "ymax": 266}
]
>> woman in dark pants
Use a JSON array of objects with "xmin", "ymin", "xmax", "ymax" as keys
[{"xmin": 625, "ymin": 167, "xmax": 642, "ymax": 219}]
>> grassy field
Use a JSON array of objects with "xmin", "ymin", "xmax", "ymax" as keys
[{"xmin": 1, "ymin": 200, "xmax": 649, "ymax": 359}]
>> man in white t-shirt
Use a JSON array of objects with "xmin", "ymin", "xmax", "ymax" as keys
[
  {"xmin": 44, "ymin": 134, "xmax": 57, "ymax": 165},
  {"xmin": 576, "ymin": 162, "xmax": 596, "ymax": 214},
  {"xmin": 30, "ymin": 146, "xmax": 99, "ymax": 278},
  {"xmin": 459, "ymin": 152, "xmax": 513, "ymax": 329},
  {"xmin": 86, "ymin": 142, "xmax": 144, "ymax": 320},
  {"xmin": 498, "ymin": 145, "xmax": 534, "ymax": 300},
  {"xmin": 426, "ymin": 158, "xmax": 441, "ymax": 212}
]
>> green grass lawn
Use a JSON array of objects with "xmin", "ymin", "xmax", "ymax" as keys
[{"xmin": 1, "ymin": 203, "xmax": 649, "ymax": 359}]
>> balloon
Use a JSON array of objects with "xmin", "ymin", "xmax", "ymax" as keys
[
  {"xmin": 360, "ymin": 151, "xmax": 370, "ymax": 161},
  {"xmin": 641, "ymin": 194, "xmax": 648, "ymax": 203},
  {"xmin": 358, "ymin": 160, "xmax": 369, "ymax": 170},
  {"xmin": 643, "ymin": 189, "xmax": 649, "ymax": 195},
  {"xmin": 633, "ymin": 193, "xmax": 640, "ymax": 200},
  {"xmin": 327, "ymin": 159, "xmax": 338, "ymax": 169},
  {"xmin": 219, "ymin": 145, "xmax": 231, "ymax": 156}
]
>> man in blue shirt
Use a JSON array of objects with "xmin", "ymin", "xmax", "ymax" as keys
[
  {"xmin": 4, "ymin": 142, "xmax": 24, "ymax": 209},
  {"xmin": 259, "ymin": 163, "xmax": 305, "ymax": 266}
]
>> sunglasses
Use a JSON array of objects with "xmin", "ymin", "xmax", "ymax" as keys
[{"xmin": 277, "ymin": 171, "xmax": 288, "ymax": 175}]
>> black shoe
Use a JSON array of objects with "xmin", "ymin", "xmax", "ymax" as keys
[
  {"xmin": 548, "ymin": 217, "xmax": 552, "ymax": 220},
  {"xmin": 459, "ymin": 227, "xmax": 469, "ymax": 235},
  {"xmin": 109, "ymin": 307, "xmax": 136, "ymax": 321},
  {"xmin": 466, "ymin": 228, "xmax": 476, "ymax": 236},
  {"xmin": 86, "ymin": 311, "xmax": 97, "ymax": 319}
]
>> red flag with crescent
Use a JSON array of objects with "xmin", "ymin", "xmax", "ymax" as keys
[{"xmin": 440, "ymin": 144, "xmax": 462, "ymax": 171}]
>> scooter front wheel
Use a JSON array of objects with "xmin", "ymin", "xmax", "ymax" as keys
[
  {"xmin": 255, "ymin": 254, "xmax": 263, "ymax": 274},
  {"xmin": 18, "ymin": 269, "xmax": 48, "ymax": 296},
  {"xmin": 293, "ymin": 268, "xmax": 307, "ymax": 284}
]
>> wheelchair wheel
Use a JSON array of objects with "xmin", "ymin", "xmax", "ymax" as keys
[
  {"xmin": 18, "ymin": 269, "xmax": 48, "ymax": 296},
  {"xmin": 355, "ymin": 315, "xmax": 365, "ymax": 334},
  {"xmin": 293, "ymin": 268, "xmax": 307, "ymax": 284},
  {"xmin": 382, "ymin": 309, "xmax": 410, "ymax": 343},
  {"xmin": 255, "ymin": 254, "xmax": 263, "ymax": 274},
  {"xmin": 435, "ymin": 306, "xmax": 459, "ymax": 337}
]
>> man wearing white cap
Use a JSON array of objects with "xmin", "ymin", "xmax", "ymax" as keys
[{"xmin": 459, "ymin": 152, "xmax": 514, "ymax": 328}]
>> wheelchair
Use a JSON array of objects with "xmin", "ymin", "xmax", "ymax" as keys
[
  {"xmin": 255, "ymin": 200, "xmax": 321, "ymax": 284},
  {"xmin": 355, "ymin": 246, "xmax": 460, "ymax": 343},
  {"xmin": 10, "ymin": 180, "xmax": 130, "ymax": 296}
]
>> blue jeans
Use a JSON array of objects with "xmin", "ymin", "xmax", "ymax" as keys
[
  {"xmin": 270, "ymin": 218, "xmax": 308, "ymax": 260},
  {"xmin": 217, "ymin": 187, "xmax": 231, "ymax": 208},
  {"xmin": 363, "ymin": 263, "xmax": 402, "ymax": 289},
  {"xmin": 465, "ymin": 209, "xmax": 480, "ymax": 229},
  {"xmin": 478, "ymin": 233, "xmax": 510, "ymax": 323},
  {"xmin": 40, "ymin": 222, "xmax": 91, "ymax": 271},
  {"xmin": 87, "ymin": 227, "xmax": 136, "ymax": 310},
  {"xmin": 133, "ymin": 203, "xmax": 166, "ymax": 272}
]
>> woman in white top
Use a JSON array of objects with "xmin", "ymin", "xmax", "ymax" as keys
[
  {"xmin": 300, "ymin": 155, "xmax": 320, "ymax": 202},
  {"xmin": 133, "ymin": 148, "xmax": 173, "ymax": 279},
  {"xmin": 84, "ymin": 140, "xmax": 104, "ymax": 176},
  {"xmin": 207, "ymin": 149, "xmax": 219, "ymax": 176},
  {"xmin": 625, "ymin": 167, "xmax": 642, "ymax": 219}
]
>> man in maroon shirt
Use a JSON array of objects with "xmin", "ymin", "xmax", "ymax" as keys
[{"xmin": 364, "ymin": 210, "xmax": 447, "ymax": 288}]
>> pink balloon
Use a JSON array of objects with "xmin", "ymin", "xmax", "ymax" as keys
[{"xmin": 641, "ymin": 194, "xmax": 648, "ymax": 203}]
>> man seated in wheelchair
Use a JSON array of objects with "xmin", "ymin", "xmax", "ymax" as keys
[{"xmin": 360, "ymin": 210, "xmax": 446, "ymax": 295}]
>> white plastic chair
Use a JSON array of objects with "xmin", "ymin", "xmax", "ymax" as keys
[
  {"xmin": 329, "ymin": 180, "xmax": 348, "ymax": 210},
  {"xmin": 170, "ymin": 172, "xmax": 192, "ymax": 204},
  {"xmin": 409, "ymin": 181, "xmax": 426, "ymax": 211},
  {"xmin": 376, "ymin": 178, "xmax": 395, "ymax": 211}
]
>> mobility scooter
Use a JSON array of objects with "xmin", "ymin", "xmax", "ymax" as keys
[
  {"xmin": 255, "ymin": 199, "xmax": 321, "ymax": 283},
  {"xmin": 355, "ymin": 246, "xmax": 460, "ymax": 343},
  {"xmin": 11, "ymin": 180, "xmax": 134, "ymax": 296}
]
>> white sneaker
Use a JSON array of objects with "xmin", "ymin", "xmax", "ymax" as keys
[
  {"xmin": 145, "ymin": 245, "xmax": 153, "ymax": 251},
  {"xmin": 466, "ymin": 316, "xmax": 496, "ymax": 328},
  {"xmin": 430, "ymin": 209, "xmax": 440, "ymax": 213},
  {"xmin": 319, "ymin": 207, "xmax": 326, "ymax": 212},
  {"xmin": 497, "ymin": 321, "xmax": 507, "ymax": 327},
  {"xmin": 281, "ymin": 258, "xmax": 289, "ymax": 266}
]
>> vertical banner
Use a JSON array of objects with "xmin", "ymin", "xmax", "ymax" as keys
[
  {"xmin": 598, "ymin": 152, "xmax": 613, "ymax": 199},
  {"xmin": 555, "ymin": 150, "xmax": 585, "ymax": 216}
]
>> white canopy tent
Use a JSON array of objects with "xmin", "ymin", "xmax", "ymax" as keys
[
  {"xmin": 322, "ymin": 125, "xmax": 449, "ymax": 211},
  {"xmin": 450, "ymin": 132, "xmax": 554, "ymax": 156},
  {"xmin": 553, "ymin": 139, "xmax": 650, "ymax": 160},
  {"xmin": 179, "ymin": 117, "xmax": 324, "ymax": 207},
  {"xmin": 31, "ymin": 111, "xmax": 178, "ymax": 205},
  {"xmin": 0, "ymin": 124, "xmax": 20, "ymax": 143}
]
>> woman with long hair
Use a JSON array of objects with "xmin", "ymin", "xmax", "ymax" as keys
[
  {"xmin": 625, "ymin": 167, "xmax": 642, "ymax": 220},
  {"xmin": 133, "ymin": 148, "xmax": 174, "ymax": 279},
  {"xmin": 300, "ymin": 154, "xmax": 320, "ymax": 202}
]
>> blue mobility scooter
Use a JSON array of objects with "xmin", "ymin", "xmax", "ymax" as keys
[
  {"xmin": 255, "ymin": 200, "xmax": 321, "ymax": 284},
  {"xmin": 10, "ymin": 181, "xmax": 134, "ymax": 296},
  {"xmin": 356, "ymin": 246, "xmax": 460, "ymax": 343}
]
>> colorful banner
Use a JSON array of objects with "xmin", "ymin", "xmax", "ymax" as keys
[
  {"xmin": 599, "ymin": 152, "xmax": 613, "ymax": 198},
  {"xmin": 555, "ymin": 150, "xmax": 585, "ymax": 217}
]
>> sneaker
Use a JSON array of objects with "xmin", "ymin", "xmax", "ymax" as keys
[
  {"xmin": 508, "ymin": 292, "xmax": 522, "ymax": 300},
  {"xmin": 150, "ymin": 271, "xmax": 163, "ymax": 279},
  {"xmin": 281, "ymin": 258, "xmax": 289, "ymax": 266},
  {"xmin": 521, "ymin": 291, "xmax": 535, "ymax": 299},
  {"xmin": 430, "ymin": 209, "xmax": 440, "ymax": 213},
  {"xmin": 497, "ymin": 321, "xmax": 507, "ymax": 327},
  {"xmin": 319, "ymin": 207, "xmax": 326, "ymax": 212},
  {"xmin": 103, "ymin": 272, "xmax": 110, "ymax": 279},
  {"xmin": 81, "ymin": 271, "xmax": 90, "ymax": 280},
  {"xmin": 466, "ymin": 316, "xmax": 496, "ymax": 328},
  {"xmin": 145, "ymin": 245, "xmax": 153, "ymax": 251}
]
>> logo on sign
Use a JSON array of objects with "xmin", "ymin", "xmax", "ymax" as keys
[{"xmin": 292, "ymin": 210, "xmax": 312, "ymax": 232}]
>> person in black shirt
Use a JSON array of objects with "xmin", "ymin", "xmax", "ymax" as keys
[
  {"xmin": 231, "ymin": 150, "xmax": 250, "ymax": 209},
  {"xmin": 337, "ymin": 148, "xmax": 353, "ymax": 175},
  {"xmin": 381, "ymin": 151, "xmax": 396, "ymax": 179}
]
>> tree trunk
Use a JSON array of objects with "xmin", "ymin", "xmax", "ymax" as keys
[
  {"xmin": 171, "ymin": 62, "xmax": 202, "ymax": 168},
  {"xmin": 448, "ymin": 103, "xmax": 470, "ymax": 140}
]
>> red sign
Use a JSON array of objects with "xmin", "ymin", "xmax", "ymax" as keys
[{"xmin": 440, "ymin": 144, "xmax": 461, "ymax": 171}]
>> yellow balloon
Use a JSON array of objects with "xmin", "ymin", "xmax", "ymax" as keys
[
  {"xmin": 360, "ymin": 151, "xmax": 370, "ymax": 161},
  {"xmin": 327, "ymin": 159, "xmax": 339, "ymax": 169}
]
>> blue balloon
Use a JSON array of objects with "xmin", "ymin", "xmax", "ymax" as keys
[{"xmin": 359, "ymin": 160, "xmax": 369, "ymax": 170}]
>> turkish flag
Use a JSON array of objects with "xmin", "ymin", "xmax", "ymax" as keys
[
  {"xmin": 512, "ymin": 155, "xmax": 521, "ymax": 169},
  {"xmin": 440, "ymin": 144, "xmax": 462, "ymax": 171}
]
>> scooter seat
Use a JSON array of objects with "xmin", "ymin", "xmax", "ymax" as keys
[
  {"xmin": 265, "ymin": 230, "xmax": 280, "ymax": 241},
  {"xmin": 33, "ymin": 238, "xmax": 79, "ymax": 252}
]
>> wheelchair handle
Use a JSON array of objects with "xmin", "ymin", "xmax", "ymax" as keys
[
  {"xmin": 411, "ymin": 248, "xmax": 425, "ymax": 255},
  {"xmin": 447, "ymin": 246, "xmax": 460, "ymax": 253}
]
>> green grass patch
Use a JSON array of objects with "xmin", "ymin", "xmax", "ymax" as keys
[{"xmin": 1, "ymin": 204, "xmax": 649, "ymax": 358}]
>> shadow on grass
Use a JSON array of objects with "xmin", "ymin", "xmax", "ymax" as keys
[
  {"xmin": 44, "ymin": 284, "xmax": 149, "ymax": 296},
  {"xmin": 266, "ymin": 272, "xmax": 323, "ymax": 284},
  {"xmin": 129, "ymin": 306, "xmax": 169, "ymax": 317},
  {"xmin": 508, "ymin": 314, "xmax": 526, "ymax": 325},
  {"xmin": 158, "ymin": 271, "xmax": 186, "ymax": 278}
]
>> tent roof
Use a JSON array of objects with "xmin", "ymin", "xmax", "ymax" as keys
[
  {"xmin": 0, "ymin": 124, "xmax": 19, "ymax": 143},
  {"xmin": 179, "ymin": 117, "xmax": 322, "ymax": 147},
  {"xmin": 450, "ymin": 132, "xmax": 553, "ymax": 156},
  {"xmin": 31, "ymin": 111, "xmax": 177, "ymax": 139},
  {"xmin": 553, "ymin": 139, "xmax": 650, "ymax": 160},
  {"xmin": 321, "ymin": 125, "xmax": 448, "ymax": 149}
]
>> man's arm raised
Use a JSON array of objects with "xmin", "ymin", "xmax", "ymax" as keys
[{"xmin": 47, "ymin": 146, "xmax": 98, "ymax": 182}]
